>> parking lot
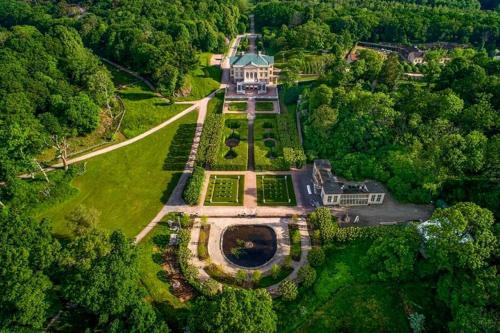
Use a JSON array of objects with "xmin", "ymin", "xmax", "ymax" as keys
[{"xmin": 292, "ymin": 166, "xmax": 434, "ymax": 225}]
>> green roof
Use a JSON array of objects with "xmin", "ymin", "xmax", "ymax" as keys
[{"xmin": 230, "ymin": 53, "xmax": 274, "ymax": 66}]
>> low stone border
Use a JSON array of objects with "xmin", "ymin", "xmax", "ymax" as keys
[{"xmin": 187, "ymin": 216, "xmax": 311, "ymax": 295}]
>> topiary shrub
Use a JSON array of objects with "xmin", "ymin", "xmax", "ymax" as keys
[
  {"xmin": 298, "ymin": 264, "xmax": 317, "ymax": 288},
  {"xmin": 279, "ymin": 280, "xmax": 298, "ymax": 301},
  {"xmin": 307, "ymin": 247, "xmax": 325, "ymax": 267}
]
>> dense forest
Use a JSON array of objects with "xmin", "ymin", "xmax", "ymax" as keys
[
  {"xmin": 255, "ymin": 0, "xmax": 500, "ymax": 54},
  {"xmin": 255, "ymin": 0, "xmax": 499, "ymax": 217}
]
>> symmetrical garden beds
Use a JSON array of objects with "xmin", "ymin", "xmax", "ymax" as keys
[
  {"xmin": 227, "ymin": 101, "xmax": 248, "ymax": 112},
  {"xmin": 255, "ymin": 101, "xmax": 275, "ymax": 112},
  {"xmin": 214, "ymin": 115, "xmax": 248, "ymax": 170},
  {"xmin": 204, "ymin": 175, "xmax": 245, "ymax": 206},
  {"xmin": 256, "ymin": 174, "xmax": 296, "ymax": 206},
  {"xmin": 254, "ymin": 115, "xmax": 288, "ymax": 171}
]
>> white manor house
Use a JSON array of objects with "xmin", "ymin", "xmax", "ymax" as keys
[
  {"xmin": 229, "ymin": 51, "xmax": 278, "ymax": 94},
  {"xmin": 313, "ymin": 160, "xmax": 386, "ymax": 206}
]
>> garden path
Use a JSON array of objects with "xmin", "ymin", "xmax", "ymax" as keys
[{"xmin": 188, "ymin": 216, "xmax": 311, "ymax": 296}]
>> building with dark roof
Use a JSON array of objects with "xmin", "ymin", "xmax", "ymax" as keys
[
  {"xmin": 313, "ymin": 160, "xmax": 386, "ymax": 206},
  {"xmin": 229, "ymin": 51, "xmax": 277, "ymax": 94}
]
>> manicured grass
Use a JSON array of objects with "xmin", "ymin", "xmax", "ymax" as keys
[
  {"xmin": 228, "ymin": 102, "xmax": 248, "ymax": 111},
  {"xmin": 176, "ymin": 53, "xmax": 221, "ymax": 101},
  {"xmin": 208, "ymin": 91, "xmax": 224, "ymax": 115},
  {"xmin": 197, "ymin": 224, "xmax": 210, "ymax": 260},
  {"xmin": 215, "ymin": 115, "xmax": 248, "ymax": 170},
  {"xmin": 255, "ymin": 101, "xmax": 274, "ymax": 111},
  {"xmin": 105, "ymin": 63, "xmax": 191, "ymax": 139},
  {"xmin": 257, "ymin": 175, "xmax": 296, "ymax": 206},
  {"xmin": 289, "ymin": 225, "xmax": 301, "ymax": 261},
  {"xmin": 37, "ymin": 111, "xmax": 198, "ymax": 238},
  {"xmin": 254, "ymin": 115, "xmax": 288, "ymax": 171},
  {"xmin": 204, "ymin": 175, "xmax": 244, "ymax": 206},
  {"xmin": 257, "ymin": 266, "xmax": 294, "ymax": 288},
  {"xmin": 118, "ymin": 81, "xmax": 189, "ymax": 138},
  {"xmin": 274, "ymin": 240, "xmax": 413, "ymax": 333}
]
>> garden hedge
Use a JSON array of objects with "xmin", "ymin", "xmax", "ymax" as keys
[
  {"xmin": 183, "ymin": 166, "xmax": 205, "ymax": 205},
  {"xmin": 197, "ymin": 113, "xmax": 224, "ymax": 168}
]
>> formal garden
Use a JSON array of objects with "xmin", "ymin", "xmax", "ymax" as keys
[
  {"xmin": 215, "ymin": 115, "xmax": 249, "ymax": 170},
  {"xmin": 254, "ymin": 115, "xmax": 288, "ymax": 171},
  {"xmin": 256, "ymin": 175, "xmax": 296, "ymax": 206},
  {"xmin": 227, "ymin": 101, "xmax": 248, "ymax": 112},
  {"xmin": 204, "ymin": 175, "xmax": 245, "ymax": 206},
  {"xmin": 255, "ymin": 101, "xmax": 275, "ymax": 112}
]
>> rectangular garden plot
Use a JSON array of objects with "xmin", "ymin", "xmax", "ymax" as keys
[
  {"xmin": 204, "ymin": 175, "xmax": 245, "ymax": 206},
  {"xmin": 214, "ymin": 115, "xmax": 248, "ymax": 171},
  {"xmin": 257, "ymin": 175, "xmax": 296, "ymax": 206},
  {"xmin": 254, "ymin": 115, "xmax": 288, "ymax": 171}
]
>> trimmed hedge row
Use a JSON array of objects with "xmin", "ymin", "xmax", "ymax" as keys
[
  {"xmin": 197, "ymin": 113, "xmax": 224, "ymax": 168},
  {"xmin": 277, "ymin": 116, "xmax": 306, "ymax": 168},
  {"xmin": 183, "ymin": 166, "xmax": 205, "ymax": 205},
  {"xmin": 330, "ymin": 225, "xmax": 402, "ymax": 243}
]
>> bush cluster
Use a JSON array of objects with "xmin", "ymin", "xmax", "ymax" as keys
[
  {"xmin": 177, "ymin": 224, "xmax": 218, "ymax": 296},
  {"xmin": 183, "ymin": 167, "xmax": 205, "ymax": 205},
  {"xmin": 308, "ymin": 207, "xmax": 338, "ymax": 243},
  {"xmin": 279, "ymin": 280, "xmax": 298, "ymax": 301},
  {"xmin": 330, "ymin": 225, "xmax": 401, "ymax": 243},
  {"xmin": 197, "ymin": 113, "xmax": 224, "ymax": 168}
]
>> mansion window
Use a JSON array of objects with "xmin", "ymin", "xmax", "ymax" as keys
[{"xmin": 340, "ymin": 194, "xmax": 369, "ymax": 206}]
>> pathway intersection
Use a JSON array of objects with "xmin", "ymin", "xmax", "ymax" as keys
[{"xmin": 135, "ymin": 15, "xmax": 314, "ymax": 294}]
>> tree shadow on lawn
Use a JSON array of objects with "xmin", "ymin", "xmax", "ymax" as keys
[
  {"xmin": 163, "ymin": 123, "xmax": 197, "ymax": 171},
  {"xmin": 160, "ymin": 172, "xmax": 182, "ymax": 204},
  {"xmin": 119, "ymin": 91, "xmax": 155, "ymax": 101},
  {"xmin": 204, "ymin": 65, "xmax": 222, "ymax": 81}
]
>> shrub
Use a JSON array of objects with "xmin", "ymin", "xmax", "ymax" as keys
[
  {"xmin": 235, "ymin": 270, "xmax": 247, "ymax": 286},
  {"xmin": 252, "ymin": 270, "xmax": 262, "ymax": 284},
  {"xmin": 298, "ymin": 264, "xmax": 317, "ymax": 288},
  {"xmin": 308, "ymin": 247, "xmax": 325, "ymax": 267},
  {"xmin": 183, "ymin": 166, "xmax": 205, "ymax": 205},
  {"xmin": 177, "ymin": 220, "xmax": 215, "ymax": 296},
  {"xmin": 308, "ymin": 207, "xmax": 338, "ymax": 243},
  {"xmin": 279, "ymin": 280, "xmax": 298, "ymax": 301},
  {"xmin": 271, "ymin": 264, "xmax": 281, "ymax": 279}
]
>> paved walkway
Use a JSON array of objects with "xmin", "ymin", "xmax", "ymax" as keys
[
  {"xmin": 188, "ymin": 216, "xmax": 311, "ymax": 294},
  {"xmin": 49, "ymin": 103, "xmax": 198, "ymax": 170}
]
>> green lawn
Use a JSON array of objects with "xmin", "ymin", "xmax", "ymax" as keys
[
  {"xmin": 228, "ymin": 102, "xmax": 248, "ymax": 112},
  {"xmin": 118, "ymin": 82, "xmax": 189, "ymax": 138},
  {"xmin": 37, "ymin": 111, "xmax": 198, "ymax": 238},
  {"xmin": 254, "ymin": 115, "xmax": 288, "ymax": 171},
  {"xmin": 176, "ymin": 53, "xmax": 221, "ymax": 101},
  {"xmin": 257, "ymin": 175, "xmax": 296, "ymax": 206},
  {"xmin": 255, "ymin": 101, "xmax": 275, "ymax": 112},
  {"xmin": 215, "ymin": 115, "xmax": 248, "ymax": 170},
  {"xmin": 204, "ymin": 175, "xmax": 244, "ymax": 206},
  {"xmin": 257, "ymin": 266, "xmax": 294, "ymax": 288},
  {"xmin": 274, "ymin": 239, "xmax": 441, "ymax": 333},
  {"xmin": 208, "ymin": 91, "xmax": 224, "ymax": 115},
  {"xmin": 105, "ymin": 63, "xmax": 191, "ymax": 138}
]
